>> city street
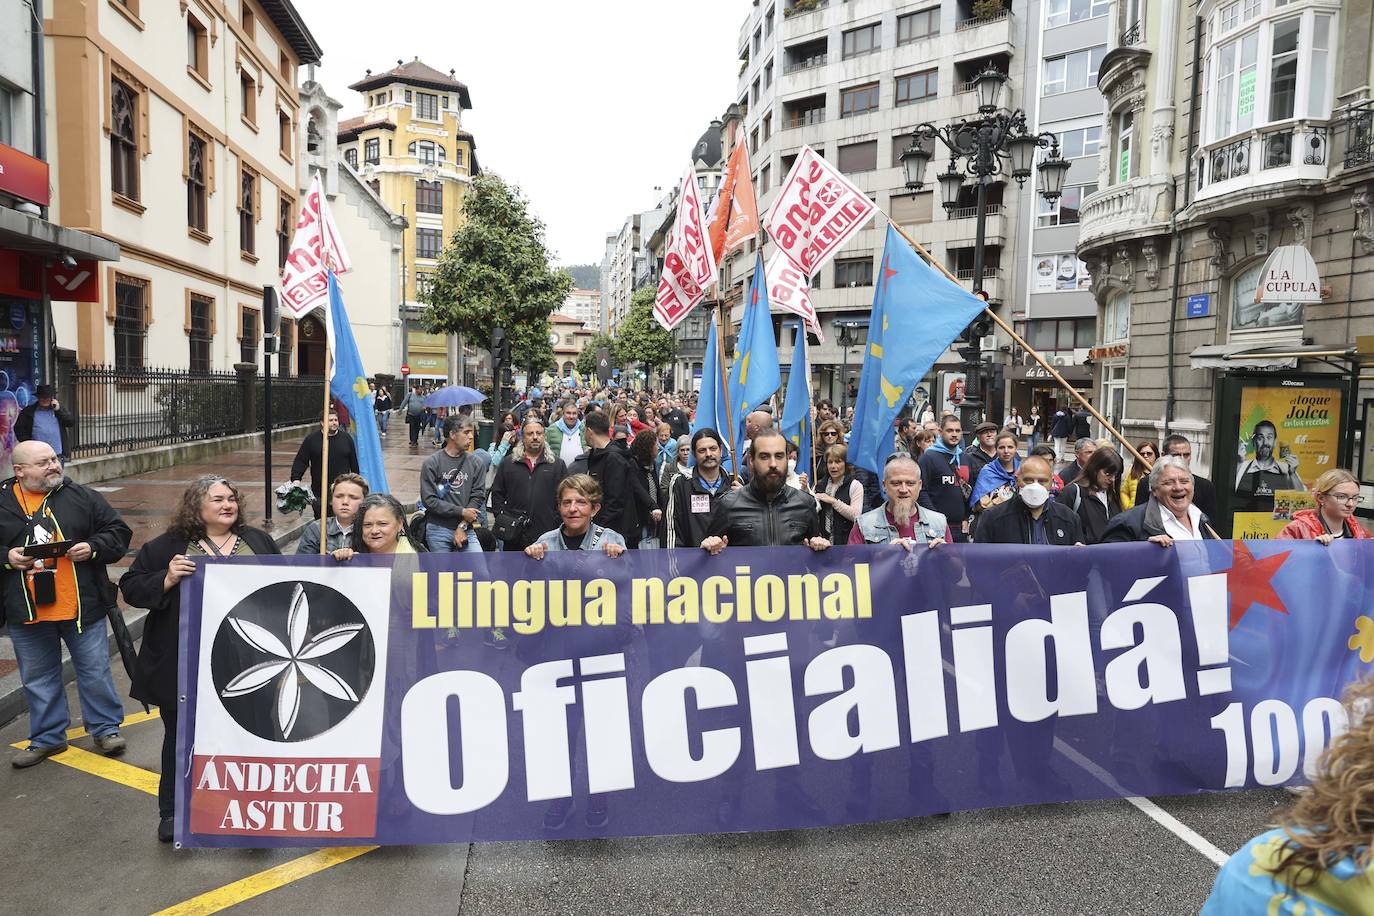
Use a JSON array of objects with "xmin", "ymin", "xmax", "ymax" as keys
[{"xmin": 0, "ymin": 664, "xmax": 1286, "ymax": 914}]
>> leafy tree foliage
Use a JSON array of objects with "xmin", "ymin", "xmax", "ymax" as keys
[
  {"xmin": 423, "ymin": 173, "xmax": 572, "ymax": 375},
  {"xmin": 612, "ymin": 287, "xmax": 677, "ymax": 383}
]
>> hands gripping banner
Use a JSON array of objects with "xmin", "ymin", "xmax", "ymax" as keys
[{"xmin": 176, "ymin": 540, "xmax": 1374, "ymax": 847}]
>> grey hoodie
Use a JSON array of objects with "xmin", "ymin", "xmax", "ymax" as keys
[{"xmin": 420, "ymin": 448, "xmax": 487, "ymax": 530}]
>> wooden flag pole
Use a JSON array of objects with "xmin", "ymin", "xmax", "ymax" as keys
[
  {"xmin": 715, "ymin": 299, "xmax": 740, "ymax": 485},
  {"xmin": 886, "ymin": 220, "xmax": 1152, "ymax": 472}
]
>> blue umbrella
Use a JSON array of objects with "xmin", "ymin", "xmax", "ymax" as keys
[{"xmin": 424, "ymin": 385, "xmax": 486, "ymax": 408}]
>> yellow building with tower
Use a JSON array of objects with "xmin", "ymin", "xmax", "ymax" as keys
[{"xmin": 336, "ymin": 58, "xmax": 478, "ymax": 381}]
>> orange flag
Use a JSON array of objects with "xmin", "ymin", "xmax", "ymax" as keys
[{"xmin": 705, "ymin": 139, "xmax": 760, "ymax": 263}]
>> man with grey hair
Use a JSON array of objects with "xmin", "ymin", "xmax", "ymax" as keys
[
  {"xmin": 1, "ymin": 440, "xmax": 134, "ymax": 767},
  {"xmin": 1063, "ymin": 437, "xmax": 1097, "ymax": 483},
  {"xmin": 421, "ymin": 414, "xmax": 486, "ymax": 553},
  {"xmin": 1103, "ymin": 455, "xmax": 1219, "ymax": 544},
  {"xmin": 849, "ymin": 456, "xmax": 950, "ymax": 548}
]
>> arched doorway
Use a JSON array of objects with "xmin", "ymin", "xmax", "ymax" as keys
[{"xmin": 297, "ymin": 313, "xmax": 326, "ymax": 376}]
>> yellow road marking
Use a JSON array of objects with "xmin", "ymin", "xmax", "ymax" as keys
[
  {"xmin": 14, "ymin": 709, "xmax": 379, "ymax": 913},
  {"xmin": 5, "ymin": 743, "xmax": 161, "ymax": 796},
  {"xmin": 150, "ymin": 846, "xmax": 379, "ymax": 916},
  {"xmin": 66, "ymin": 708, "xmax": 162, "ymax": 741}
]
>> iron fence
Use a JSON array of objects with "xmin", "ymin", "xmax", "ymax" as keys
[
  {"xmin": 1345, "ymin": 101, "xmax": 1374, "ymax": 169},
  {"xmin": 65, "ymin": 365, "xmax": 324, "ymax": 458}
]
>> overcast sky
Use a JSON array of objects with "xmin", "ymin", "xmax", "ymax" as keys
[{"xmin": 293, "ymin": 0, "xmax": 743, "ymax": 268}]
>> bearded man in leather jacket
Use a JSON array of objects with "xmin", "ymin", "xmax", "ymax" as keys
[{"xmin": 701, "ymin": 432, "xmax": 830, "ymax": 554}]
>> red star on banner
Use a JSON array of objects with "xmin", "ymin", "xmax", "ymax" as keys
[
  {"xmin": 880, "ymin": 254, "xmax": 897, "ymax": 295},
  {"xmin": 1226, "ymin": 541, "xmax": 1291, "ymax": 629}
]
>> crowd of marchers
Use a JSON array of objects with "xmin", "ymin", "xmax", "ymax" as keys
[{"xmin": 1, "ymin": 377, "xmax": 1371, "ymax": 870}]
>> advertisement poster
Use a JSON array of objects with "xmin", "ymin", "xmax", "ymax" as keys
[
  {"xmin": 0, "ymin": 297, "xmax": 39, "ymax": 478},
  {"xmin": 939, "ymin": 371, "xmax": 966, "ymax": 416},
  {"xmin": 1230, "ymin": 379, "xmax": 1342, "ymax": 538},
  {"xmin": 1032, "ymin": 255, "xmax": 1091, "ymax": 293}
]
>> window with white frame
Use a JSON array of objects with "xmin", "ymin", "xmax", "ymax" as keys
[
  {"xmin": 1203, "ymin": 4, "xmax": 1337, "ymax": 146},
  {"xmin": 1042, "ymin": 46, "xmax": 1107, "ymax": 96},
  {"xmin": 1046, "ymin": 0, "xmax": 1110, "ymax": 28},
  {"xmin": 1103, "ymin": 291, "xmax": 1130, "ymax": 343},
  {"xmin": 1102, "ymin": 363, "xmax": 1128, "ymax": 430},
  {"xmin": 1037, "ymin": 184, "xmax": 1097, "ymax": 226},
  {"xmin": 1115, "ymin": 110, "xmax": 1134, "ymax": 184},
  {"xmin": 1055, "ymin": 125, "xmax": 1102, "ymax": 159}
]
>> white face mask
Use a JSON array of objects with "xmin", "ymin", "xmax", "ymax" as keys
[
  {"xmin": 1019, "ymin": 482, "xmax": 1050, "ymax": 508},
  {"xmin": 787, "ymin": 458, "xmax": 797, "ymax": 474}
]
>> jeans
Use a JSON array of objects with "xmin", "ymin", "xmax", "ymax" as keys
[
  {"xmin": 407, "ymin": 416, "xmax": 423, "ymax": 445},
  {"xmin": 8, "ymin": 616, "xmax": 125, "ymax": 747},
  {"xmin": 425, "ymin": 521, "xmax": 482, "ymax": 553},
  {"xmin": 376, "ymin": 411, "xmax": 390, "ymax": 434}
]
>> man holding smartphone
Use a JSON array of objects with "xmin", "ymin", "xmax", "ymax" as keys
[{"xmin": 0, "ymin": 441, "xmax": 133, "ymax": 768}]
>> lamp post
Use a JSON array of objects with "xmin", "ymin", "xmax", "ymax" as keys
[
  {"xmin": 899, "ymin": 65, "xmax": 1071, "ymax": 434},
  {"xmin": 837, "ymin": 322, "xmax": 858, "ymax": 416}
]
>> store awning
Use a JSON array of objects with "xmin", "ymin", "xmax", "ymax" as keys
[
  {"xmin": 0, "ymin": 207, "xmax": 120, "ymax": 261},
  {"xmin": 1189, "ymin": 342, "xmax": 1303, "ymax": 370}
]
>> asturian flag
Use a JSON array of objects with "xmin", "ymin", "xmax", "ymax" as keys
[
  {"xmin": 726, "ymin": 254, "xmax": 782, "ymax": 458},
  {"xmin": 779, "ymin": 324, "xmax": 813, "ymax": 480},
  {"xmin": 279, "ymin": 173, "xmax": 353, "ymax": 318},
  {"xmin": 847, "ymin": 223, "xmax": 989, "ymax": 475},
  {"xmin": 327, "ymin": 273, "xmax": 388, "ymax": 494}
]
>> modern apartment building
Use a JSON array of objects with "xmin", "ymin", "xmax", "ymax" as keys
[
  {"xmin": 732, "ymin": 0, "xmax": 1028, "ymax": 414},
  {"xmin": 1076, "ymin": 0, "xmax": 1366, "ymax": 509},
  {"xmin": 336, "ymin": 59, "xmax": 478, "ymax": 380},
  {"xmin": 1009, "ymin": 0, "xmax": 1111, "ymax": 419},
  {"xmin": 562, "ymin": 288, "xmax": 602, "ymax": 331},
  {"xmin": 44, "ymin": 0, "xmax": 322, "ymax": 373}
]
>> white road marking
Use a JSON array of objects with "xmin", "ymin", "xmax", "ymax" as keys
[{"xmin": 1054, "ymin": 738, "xmax": 1230, "ymax": 867}]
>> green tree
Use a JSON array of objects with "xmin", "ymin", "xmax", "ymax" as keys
[
  {"xmin": 576, "ymin": 331, "xmax": 613, "ymax": 378},
  {"xmin": 423, "ymin": 173, "xmax": 572, "ymax": 376},
  {"xmin": 613, "ymin": 286, "xmax": 677, "ymax": 385}
]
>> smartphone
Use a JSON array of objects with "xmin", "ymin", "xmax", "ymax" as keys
[
  {"xmin": 30, "ymin": 569, "xmax": 56, "ymax": 604},
  {"xmin": 23, "ymin": 541, "xmax": 75, "ymax": 560}
]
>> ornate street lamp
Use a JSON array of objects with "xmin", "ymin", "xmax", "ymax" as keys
[{"xmin": 900, "ymin": 68, "xmax": 1072, "ymax": 434}]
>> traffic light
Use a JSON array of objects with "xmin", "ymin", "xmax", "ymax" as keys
[{"xmin": 490, "ymin": 326, "xmax": 511, "ymax": 365}]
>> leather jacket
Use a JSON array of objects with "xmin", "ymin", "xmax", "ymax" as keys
[{"xmin": 705, "ymin": 479, "xmax": 822, "ymax": 547}]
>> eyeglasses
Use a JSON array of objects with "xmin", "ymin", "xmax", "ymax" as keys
[
  {"xmin": 1326, "ymin": 492, "xmax": 1361, "ymax": 504},
  {"xmin": 16, "ymin": 457, "xmax": 61, "ymax": 468}
]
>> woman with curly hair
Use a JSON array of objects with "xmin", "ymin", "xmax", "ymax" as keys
[
  {"xmin": 120, "ymin": 475, "xmax": 280, "ymax": 842},
  {"xmin": 350, "ymin": 493, "xmax": 424, "ymax": 555},
  {"xmin": 1203, "ymin": 676, "xmax": 1374, "ymax": 912}
]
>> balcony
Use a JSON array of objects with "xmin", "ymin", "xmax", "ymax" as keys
[
  {"xmin": 1119, "ymin": 20, "xmax": 1143, "ymax": 46},
  {"xmin": 1075, "ymin": 175, "xmax": 1174, "ymax": 254},
  {"xmin": 1344, "ymin": 101, "xmax": 1374, "ymax": 170},
  {"xmin": 783, "ymin": 0, "xmax": 829, "ymax": 18},
  {"xmin": 1193, "ymin": 122, "xmax": 1331, "ymax": 206},
  {"xmin": 956, "ymin": 7, "xmax": 1009, "ymax": 31}
]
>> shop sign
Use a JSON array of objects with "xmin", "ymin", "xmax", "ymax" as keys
[
  {"xmin": 1256, "ymin": 246, "xmax": 1322, "ymax": 304},
  {"xmin": 0, "ymin": 143, "xmax": 50, "ymax": 207},
  {"xmin": 1087, "ymin": 344, "xmax": 1128, "ymax": 360}
]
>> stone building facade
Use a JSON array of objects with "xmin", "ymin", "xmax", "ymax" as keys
[{"xmin": 1077, "ymin": 0, "xmax": 1369, "ymax": 482}]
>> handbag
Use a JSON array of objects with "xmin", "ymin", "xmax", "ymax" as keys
[
  {"xmin": 493, "ymin": 511, "xmax": 528, "ymax": 543},
  {"xmin": 1021, "ymin": 423, "xmax": 1036, "ymax": 436}
]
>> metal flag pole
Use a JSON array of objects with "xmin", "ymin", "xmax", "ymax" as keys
[{"xmin": 886, "ymin": 220, "xmax": 1151, "ymax": 471}]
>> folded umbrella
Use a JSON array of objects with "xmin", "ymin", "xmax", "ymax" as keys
[
  {"xmin": 423, "ymin": 385, "xmax": 486, "ymax": 409},
  {"xmin": 106, "ymin": 604, "xmax": 150, "ymax": 713}
]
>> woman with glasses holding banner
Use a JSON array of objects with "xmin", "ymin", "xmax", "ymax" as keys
[
  {"xmin": 120, "ymin": 475, "xmax": 279, "ymax": 843},
  {"xmin": 1277, "ymin": 470, "xmax": 1371, "ymax": 544}
]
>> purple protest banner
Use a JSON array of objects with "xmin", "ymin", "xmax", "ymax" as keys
[{"xmin": 173, "ymin": 541, "xmax": 1374, "ymax": 847}]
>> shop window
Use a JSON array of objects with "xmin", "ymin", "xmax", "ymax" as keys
[{"xmin": 1104, "ymin": 291, "xmax": 1130, "ymax": 343}]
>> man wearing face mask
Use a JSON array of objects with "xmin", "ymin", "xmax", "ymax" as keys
[{"xmin": 973, "ymin": 456, "xmax": 1084, "ymax": 545}]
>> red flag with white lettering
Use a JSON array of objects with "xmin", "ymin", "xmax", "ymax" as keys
[
  {"xmin": 278, "ymin": 173, "xmax": 353, "ymax": 318},
  {"xmin": 705, "ymin": 139, "xmax": 760, "ymax": 263},
  {"xmin": 765, "ymin": 145, "xmax": 875, "ymax": 275},
  {"xmin": 654, "ymin": 165, "xmax": 718, "ymax": 331}
]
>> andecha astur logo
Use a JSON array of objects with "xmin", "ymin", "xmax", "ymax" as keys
[{"xmin": 211, "ymin": 581, "xmax": 375, "ymax": 742}]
